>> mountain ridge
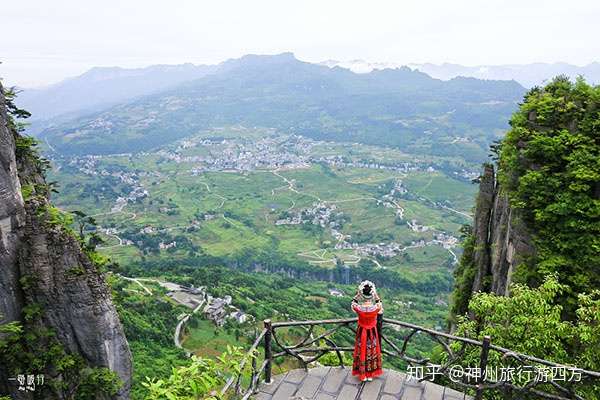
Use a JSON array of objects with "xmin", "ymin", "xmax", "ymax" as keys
[
  {"xmin": 37, "ymin": 53, "xmax": 525, "ymax": 160},
  {"xmin": 320, "ymin": 59, "xmax": 600, "ymax": 88},
  {"xmin": 16, "ymin": 63, "xmax": 218, "ymax": 120},
  {"xmin": 11, "ymin": 53, "xmax": 572, "ymax": 125}
]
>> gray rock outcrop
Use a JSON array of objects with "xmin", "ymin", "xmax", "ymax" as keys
[
  {"xmin": 470, "ymin": 164, "xmax": 535, "ymax": 297},
  {"xmin": 0, "ymin": 83, "xmax": 132, "ymax": 399}
]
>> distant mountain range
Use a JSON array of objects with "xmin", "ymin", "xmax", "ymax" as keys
[
  {"xmin": 16, "ymin": 57, "xmax": 597, "ymax": 128},
  {"xmin": 17, "ymin": 63, "xmax": 217, "ymax": 120},
  {"xmin": 320, "ymin": 60, "xmax": 600, "ymax": 88},
  {"xmin": 37, "ymin": 53, "xmax": 525, "ymax": 162}
]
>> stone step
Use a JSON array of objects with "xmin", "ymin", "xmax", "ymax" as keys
[{"xmin": 252, "ymin": 367, "xmax": 472, "ymax": 400}]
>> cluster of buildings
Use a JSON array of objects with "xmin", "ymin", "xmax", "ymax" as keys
[
  {"xmin": 64, "ymin": 132, "xmax": 467, "ymax": 271},
  {"xmin": 161, "ymin": 132, "xmax": 481, "ymax": 183},
  {"xmin": 312, "ymin": 155, "xmax": 436, "ymax": 174},
  {"xmin": 156, "ymin": 135, "xmax": 315, "ymax": 174},
  {"xmin": 270, "ymin": 181, "xmax": 459, "ymax": 261},
  {"xmin": 335, "ymin": 240, "xmax": 408, "ymax": 258},
  {"xmin": 161, "ymin": 282, "xmax": 250, "ymax": 327},
  {"xmin": 407, "ymin": 219, "xmax": 430, "ymax": 232},
  {"xmin": 110, "ymin": 185, "xmax": 148, "ymax": 213},
  {"xmin": 275, "ymin": 202, "xmax": 343, "ymax": 228},
  {"xmin": 334, "ymin": 234, "xmax": 458, "ymax": 259},
  {"xmin": 383, "ymin": 179, "xmax": 408, "ymax": 198},
  {"xmin": 203, "ymin": 295, "xmax": 250, "ymax": 326},
  {"xmin": 377, "ymin": 179, "xmax": 407, "ymax": 218},
  {"xmin": 158, "ymin": 241, "xmax": 177, "ymax": 250},
  {"xmin": 204, "ymin": 213, "xmax": 217, "ymax": 222},
  {"xmin": 431, "ymin": 232, "xmax": 459, "ymax": 249},
  {"xmin": 66, "ymin": 155, "xmax": 149, "ymax": 213},
  {"xmin": 140, "ymin": 226, "xmax": 155, "ymax": 234},
  {"xmin": 163, "ymin": 131, "xmax": 479, "ymax": 184},
  {"xmin": 452, "ymin": 169, "xmax": 480, "ymax": 181}
]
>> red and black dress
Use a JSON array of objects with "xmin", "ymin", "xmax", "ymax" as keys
[{"xmin": 352, "ymin": 303, "xmax": 383, "ymax": 380}]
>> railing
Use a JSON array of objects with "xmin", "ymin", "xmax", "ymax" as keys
[{"xmin": 220, "ymin": 318, "xmax": 600, "ymax": 400}]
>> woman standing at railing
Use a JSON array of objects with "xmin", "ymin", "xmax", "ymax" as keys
[{"xmin": 351, "ymin": 280, "xmax": 383, "ymax": 382}]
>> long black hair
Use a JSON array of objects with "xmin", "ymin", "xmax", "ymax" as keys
[{"xmin": 362, "ymin": 283, "xmax": 373, "ymax": 296}]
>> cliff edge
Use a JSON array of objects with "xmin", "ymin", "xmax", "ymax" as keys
[
  {"xmin": 0, "ymin": 83, "xmax": 132, "ymax": 398},
  {"xmin": 451, "ymin": 163, "xmax": 536, "ymax": 318},
  {"xmin": 452, "ymin": 76, "xmax": 599, "ymax": 321}
]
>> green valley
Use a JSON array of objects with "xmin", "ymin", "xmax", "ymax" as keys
[
  {"xmin": 49, "ymin": 127, "xmax": 476, "ymax": 276},
  {"xmin": 46, "ymin": 126, "xmax": 478, "ymax": 397},
  {"xmin": 2, "ymin": 2, "xmax": 600, "ymax": 398}
]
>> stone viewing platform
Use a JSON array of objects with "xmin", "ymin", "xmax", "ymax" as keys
[
  {"xmin": 252, "ymin": 367, "xmax": 471, "ymax": 400},
  {"xmin": 221, "ymin": 318, "xmax": 600, "ymax": 400}
]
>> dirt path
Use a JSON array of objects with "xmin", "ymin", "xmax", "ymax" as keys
[
  {"xmin": 271, "ymin": 169, "xmax": 321, "ymax": 202},
  {"xmin": 390, "ymin": 200, "xmax": 405, "ymax": 219},
  {"xmin": 198, "ymin": 181, "xmax": 212, "ymax": 192},
  {"xmin": 440, "ymin": 205, "xmax": 472, "ymax": 219},
  {"xmin": 99, "ymin": 230, "xmax": 124, "ymax": 249},
  {"xmin": 214, "ymin": 194, "xmax": 227, "ymax": 209},
  {"xmin": 120, "ymin": 275, "xmax": 153, "ymax": 295}
]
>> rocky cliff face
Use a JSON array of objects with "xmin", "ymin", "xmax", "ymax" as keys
[
  {"xmin": 453, "ymin": 76, "xmax": 600, "ymax": 325},
  {"xmin": 0, "ymin": 83, "xmax": 132, "ymax": 399},
  {"xmin": 0, "ymin": 81, "xmax": 26, "ymax": 338},
  {"xmin": 451, "ymin": 163, "xmax": 537, "ymax": 321},
  {"xmin": 469, "ymin": 164, "xmax": 535, "ymax": 297}
]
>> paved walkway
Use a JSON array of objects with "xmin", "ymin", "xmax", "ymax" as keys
[{"xmin": 253, "ymin": 367, "xmax": 471, "ymax": 400}]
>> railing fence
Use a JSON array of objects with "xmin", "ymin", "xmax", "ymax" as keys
[{"xmin": 220, "ymin": 318, "xmax": 600, "ymax": 400}]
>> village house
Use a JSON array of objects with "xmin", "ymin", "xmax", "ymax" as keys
[
  {"xmin": 229, "ymin": 310, "xmax": 249, "ymax": 324},
  {"xmin": 159, "ymin": 241, "xmax": 177, "ymax": 250},
  {"xmin": 203, "ymin": 295, "xmax": 233, "ymax": 326}
]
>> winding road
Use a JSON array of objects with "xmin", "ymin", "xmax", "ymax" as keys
[{"xmin": 174, "ymin": 299, "xmax": 206, "ymax": 352}]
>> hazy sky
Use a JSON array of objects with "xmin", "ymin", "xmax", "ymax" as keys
[{"xmin": 2, "ymin": 0, "xmax": 599, "ymax": 87}]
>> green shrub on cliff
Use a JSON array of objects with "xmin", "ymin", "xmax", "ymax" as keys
[
  {"xmin": 453, "ymin": 275, "xmax": 600, "ymax": 399},
  {"xmin": 143, "ymin": 347, "xmax": 246, "ymax": 400},
  {"xmin": 498, "ymin": 76, "xmax": 600, "ymax": 314},
  {"xmin": 449, "ymin": 78, "xmax": 600, "ymax": 396}
]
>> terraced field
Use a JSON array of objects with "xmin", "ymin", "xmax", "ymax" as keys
[
  {"xmin": 45, "ymin": 129, "xmax": 482, "ymax": 395},
  {"xmin": 49, "ymin": 128, "xmax": 477, "ymax": 359},
  {"xmin": 51, "ymin": 128, "xmax": 476, "ymax": 273}
]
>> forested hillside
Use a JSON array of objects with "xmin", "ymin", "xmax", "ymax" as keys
[{"xmin": 451, "ymin": 77, "xmax": 600, "ymax": 387}]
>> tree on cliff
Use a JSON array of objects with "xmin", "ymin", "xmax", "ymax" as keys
[
  {"xmin": 453, "ymin": 76, "xmax": 599, "ymax": 317},
  {"xmin": 498, "ymin": 76, "xmax": 600, "ymax": 314},
  {"xmin": 450, "ymin": 76, "xmax": 600, "ymax": 396}
]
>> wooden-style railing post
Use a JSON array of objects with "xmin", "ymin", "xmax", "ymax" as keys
[
  {"xmin": 264, "ymin": 319, "xmax": 273, "ymax": 384},
  {"xmin": 475, "ymin": 335, "xmax": 491, "ymax": 400},
  {"xmin": 251, "ymin": 351, "xmax": 258, "ymax": 393}
]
